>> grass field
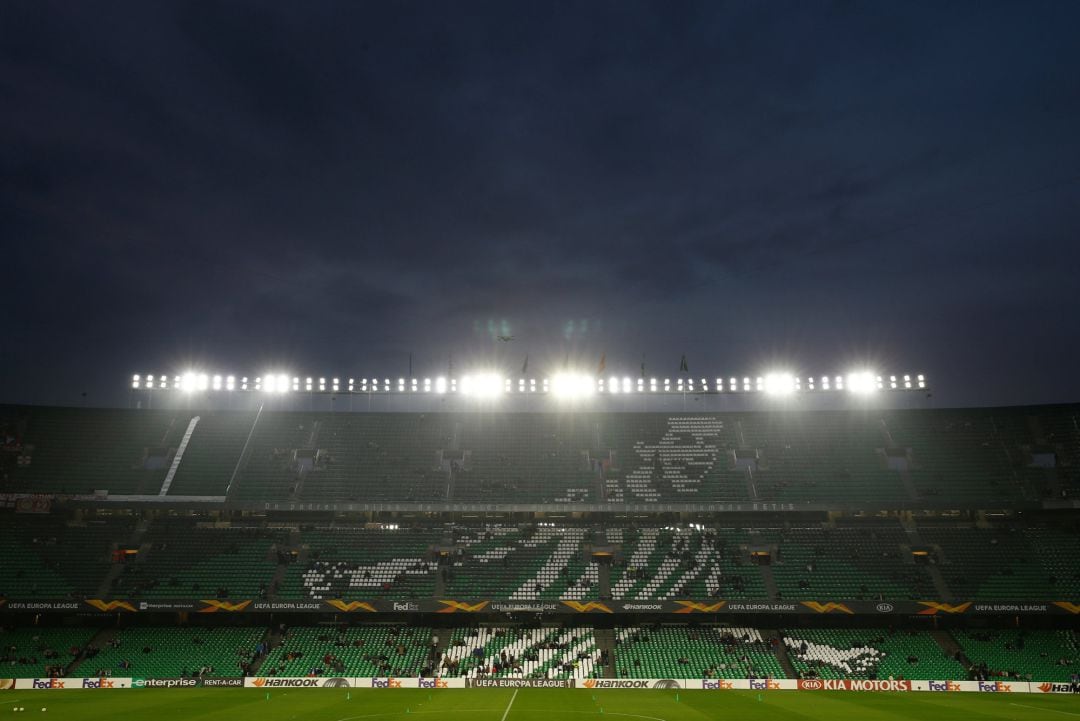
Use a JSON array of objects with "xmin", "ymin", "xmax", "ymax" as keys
[{"xmin": 3, "ymin": 689, "xmax": 1079, "ymax": 721}]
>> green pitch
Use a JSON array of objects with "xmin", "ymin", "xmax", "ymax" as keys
[{"xmin": 4, "ymin": 688, "xmax": 1078, "ymax": 720}]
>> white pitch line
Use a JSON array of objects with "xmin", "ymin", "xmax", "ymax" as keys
[
  {"xmin": 1010, "ymin": 703, "xmax": 1080, "ymax": 717},
  {"xmin": 500, "ymin": 689, "xmax": 519, "ymax": 721}
]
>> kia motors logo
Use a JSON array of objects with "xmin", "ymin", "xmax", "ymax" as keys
[
  {"xmin": 876, "ymin": 603, "xmax": 895, "ymax": 613},
  {"xmin": 799, "ymin": 679, "xmax": 824, "ymax": 690}
]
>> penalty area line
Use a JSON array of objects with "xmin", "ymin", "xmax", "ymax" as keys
[
  {"xmin": 500, "ymin": 689, "xmax": 519, "ymax": 721},
  {"xmin": 1010, "ymin": 703, "xmax": 1080, "ymax": 717}
]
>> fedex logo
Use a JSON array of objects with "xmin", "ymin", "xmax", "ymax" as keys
[
  {"xmin": 928, "ymin": 680, "xmax": 961, "ymax": 692},
  {"xmin": 978, "ymin": 681, "xmax": 1012, "ymax": 693},
  {"xmin": 702, "ymin": 680, "xmax": 734, "ymax": 690},
  {"xmin": 418, "ymin": 678, "xmax": 448, "ymax": 689},
  {"xmin": 371, "ymin": 677, "xmax": 402, "ymax": 688},
  {"xmin": 82, "ymin": 678, "xmax": 115, "ymax": 689},
  {"xmin": 32, "ymin": 679, "xmax": 64, "ymax": 689},
  {"xmin": 749, "ymin": 679, "xmax": 780, "ymax": 690}
]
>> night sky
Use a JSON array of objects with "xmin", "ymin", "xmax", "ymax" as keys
[{"xmin": 3, "ymin": 1, "xmax": 1079, "ymax": 409}]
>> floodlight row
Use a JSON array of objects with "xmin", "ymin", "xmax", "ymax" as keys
[{"xmin": 130, "ymin": 371, "xmax": 927, "ymax": 395}]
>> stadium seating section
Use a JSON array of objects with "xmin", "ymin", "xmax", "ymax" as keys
[
  {"xmin": 3, "ymin": 404, "xmax": 1077, "ymax": 505},
  {"xmin": 0, "ymin": 515, "xmax": 133, "ymax": 599},
  {"xmin": 0, "ymin": 626, "xmax": 98, "ymax": 677},
  {"xmin": 77, "ymin": 626, "xmax": 266, "ymax": 678},
  {"xmin": 918, "ymin": 524, "xmax": 1080, "ymax": 600},
  {"xmin": 954, "ymin": 629, "xmax": 1079, "ymax": 683},
  {"xmin": 615, "ymin": 626, "xmax": 784, "ymax": 679},
  {"xmin": 279, "ymin": 527, "xmax": 441, "ymax": 600},
  {"xmin": 259, "ymin": 625, "xmax": 432, "ymax": 677},
  {"xmin": 1, "ymin": 515, "xmax": 1079, "ymax": 603},
  {"xmin": 4, "ymin": 621, "xmax": 1078, "ymax": 682},
  {"xmin": 783, "ymin": 628, "xmax": 965, "ymax": 680},
  {"xmin": 766, "ymin": 524, "xmax": 935, "ymax": 600},
  {"xmin": 441, "ymin": 626, "xmax": 601, "ymax": 679},
  {"xmin": 112, "ymin": 523, "xmax": 287, "ymax": 600}
]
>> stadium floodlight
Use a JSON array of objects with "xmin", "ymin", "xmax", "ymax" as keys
[
  {"xmin": 460, "ymin": 373, "xmax": 503, "ymax": 398},
  {"xmin": 212, "ymin": 375, "xmax": 222, "ymax": 391},
  {"xmin": 846, "ymin": 370, "xmax": 877, "ymax": 395},
  {"xmin": 260, "ymin": 374, "xmax": 281, "ymax": 393},
  {"xmin": 552, "ymin": 373, "xmax": 594, "ymax": 399},
  {"xmin": 764, "ymin": 372, "xmax": 795, "ymax": 396},
  {"xmin": 435, "ymin": 376, "xmax": 447, "ymax": 394},
  {"xmin": 226, "ymin": 376, "xmax": 235, "ymax": 391},
  {"xmin": 917, "ymin": 374, "xmax": 926, "ymax": 389},
  {"xmin": 132, "ymin": 374, "xmax": 140, "ymax": 389}
]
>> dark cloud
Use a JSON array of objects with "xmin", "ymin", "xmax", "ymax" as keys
[{"xmin": 2, "ymin": 0, "xmax": 1080, "ymax": 407}]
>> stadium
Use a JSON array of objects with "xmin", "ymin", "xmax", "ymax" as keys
[{"xmin": 1, "ymin": 370, "xmax": 1078, "ymax": 720}]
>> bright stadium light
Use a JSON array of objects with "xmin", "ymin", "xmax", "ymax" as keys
[
  {"xmin": 460, "ymin": 373, "xmax": 502, "ymax": 398},
  {"xmin": 435, "ymin": 376, "xmax": 447, "ymax": 394},
  {"xmin": 226, "ymin": 375, "xmax": 235, "ymax": 391},
  {"xmin": 846, "ymin": 370, "xmax": 877, "ymax": 395},
  {"xmin": 552, "ymin": 373, "xmax": 594, "ymax": 399},
  {"xmin": 260, "ymin": 373, "xmax": 291, "ymax": 394},
  {"xmin": 212, "ymin": 375, "xmax": 222, "ymax": 391},
  {"xmin": 181, "ymin": 372, "xmax": 208, "ymax": 393},
  {"xmin": 132, "ymin": 374, "xmax": 140, "ymax": 389},
  {"xmin": 764, "ymin": 372, "xmax": 795, "ymax": 396}
]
